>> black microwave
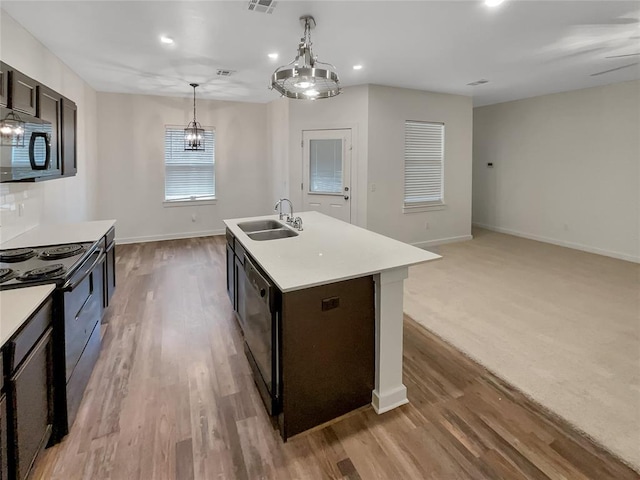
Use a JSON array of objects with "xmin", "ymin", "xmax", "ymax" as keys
[{"xmin": 0, "ymin": 107, "xmax": 60, "ymax": 182}]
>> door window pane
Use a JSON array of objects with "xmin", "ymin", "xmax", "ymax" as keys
[{"xmin": 309, "ymin": 138, "xmax": 342, "ymax": 194}]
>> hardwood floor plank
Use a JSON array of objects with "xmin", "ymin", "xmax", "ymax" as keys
[
  {"xmin": 175, "ymin": 438, "xmax": 195, "ymax": 480},
  {"xmin": 29, "ymin": 236, "xmax": 639, "ymax": 480}
]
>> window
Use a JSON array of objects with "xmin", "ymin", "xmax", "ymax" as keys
[
  {"xmin": 403, "ymin": 120, "xmax": 444, "ymax": 211},
  {"xmin": 309, "ymin": 138, "xmax": 343, "ymax": 194},
  {"xmin": 164, "ymin": 126, "xmax": 215, "ymax": 202}
]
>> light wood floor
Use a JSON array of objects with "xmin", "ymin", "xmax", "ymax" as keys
[{"xmin": 31, "ymin": 236, "xmax": 639, "ymax": 480}]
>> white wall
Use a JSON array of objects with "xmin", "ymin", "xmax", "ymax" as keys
[
  {"xmin": 0, "ymin": 10, "xmax": 99, "ymax": 243},
  {"xmin": 287, "ymin": 85, "xmax": 369, "ymax": 227},
  {"xmin": 267, "ymin": 97, "xmax": 289, "ymax": 204},
  {"xmin": 473, "ymin": 81, "xmax": 640, "ymax": 262},
  {"xmin": 96, "ymin": 92, "xmax": 271, "ymax": 243},
  {"xmin": 367, "ymin": 85, "xmax": 473, "ymax": 246}
]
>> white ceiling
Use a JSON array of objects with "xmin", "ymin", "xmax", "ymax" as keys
[{"xmin": 2, "ymin": 1, "xmax": 639, "ymax": 106}]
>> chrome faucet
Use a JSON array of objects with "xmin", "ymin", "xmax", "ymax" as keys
[{"xmin": 274, "ymin": 198, "xmax": 294, "ymax": 222}]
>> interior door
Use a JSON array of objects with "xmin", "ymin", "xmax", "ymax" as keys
[{"xmin": 302, "ymin": 129, "xmax": 352, "ymax": 223}]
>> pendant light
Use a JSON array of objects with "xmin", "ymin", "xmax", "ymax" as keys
[
  {"xmin": 0, "ymin": 110, "xmax": 25, "ymax": 146},
  {"xmin": 184, "ymin": 83, "xmax": 204, "ymax": 151},
  {"xmin": 270, "ymin": 15, "xmax": 341, "ymax": 100}
]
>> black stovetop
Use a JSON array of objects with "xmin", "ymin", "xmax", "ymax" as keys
[{"xmin": 0, "ymin": 242, "xmax": 94, "ymax": 290}]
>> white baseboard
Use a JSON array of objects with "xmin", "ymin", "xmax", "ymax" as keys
[
  {"xmin": 473, "ymin": 223, "xmax": 640, "ymax": 264},
  {"xmin": 411, "ymin": 234, "xmax": 473, "ymax": 250},
  {"xmin": 116, "ymin": 229, "xmax": 225, "ymax": 245},
  {"xmin": 372, "ymin": 385, "xmax": 409, "ymax": 414}
]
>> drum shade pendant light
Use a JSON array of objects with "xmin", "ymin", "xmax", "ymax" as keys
[
  {"xmin": 270, "ymin": 15, "xmax": 341, "ymax": 100},
  {"xmin": 184, "ymin": 83, "xmax": 204, "ymax": 151}
]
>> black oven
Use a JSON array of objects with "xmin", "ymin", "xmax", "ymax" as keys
[
  {"xmin": 0, "ymin": 107, "xmax": 59, "ymax": 182},
  {"xmin": 0, "ymin": 240, "xmax": 105, "ymax": 441}
]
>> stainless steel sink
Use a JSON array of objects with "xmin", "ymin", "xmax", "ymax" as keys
[
  {"xmin": 247, "ymin": 228, "xmax": 299, "ymax": 241},
  {"xmin": 238, "ymin": 219, "xmax": 283, "ymax": 233}
]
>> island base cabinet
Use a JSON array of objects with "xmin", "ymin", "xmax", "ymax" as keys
[{"xmin": 279, "ymin": 276, "xmax": 375, "ymax": 440}]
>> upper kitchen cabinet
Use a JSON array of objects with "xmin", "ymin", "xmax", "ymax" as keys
[
  {"xmin": 60, "ymin": 97, "xmax": 77, "ymax": 177},
  {"xmin": 36, "ymin": 85, "xmax": 62, "ymax": 172},
  {"xmin": 8, "ymin": 69, "xmax": 37, "ymax": 116},
  {"xmin": 0, "ymin": 63, "xmax": 8, "ymax": 107}
]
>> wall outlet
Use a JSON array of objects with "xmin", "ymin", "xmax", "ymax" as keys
[
  {"xmin": 370, "ymin": 183, "xmax": 377, "ymax": 192},
  {"xmin": 191, "ymin": 213, "xmax": 197, "ymax": 222}
]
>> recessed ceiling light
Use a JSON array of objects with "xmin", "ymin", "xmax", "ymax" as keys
[
  {"xmin": 268, "ymin": 53, "xmax": 279, "ymax": 60},
  {"xmin": 485, "ymin": 0, "xmax": 505, "ymax": 6},
  {"xmin": 353, "ymin": 65, "xmax": 363, "ymax": 70},
  {"xmin": 160, "ymin": 35, "xmax": 174, "ymax": 45}
]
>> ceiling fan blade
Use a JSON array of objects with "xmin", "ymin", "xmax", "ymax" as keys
[
  {"xmin": 605, "ymin": 53, "xmax": 640, "ymax": 58},
  {"xmin": 590, "ymin": 62, "xmax": 639, "ymax": 76}
]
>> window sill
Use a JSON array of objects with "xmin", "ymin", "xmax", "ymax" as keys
[
  {"xmin": 163, "ymin": 198, "xmax": 217, "ymax": 208},
  {"xmin": 403, "ymin": 202, "xmax": 447, "ymax": 214}
]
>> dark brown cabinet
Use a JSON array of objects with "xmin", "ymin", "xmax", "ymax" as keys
[
  {"xmin": 103, "ymin": 228, "xmax": 116, "ymax": 310},
  {"xmin": 8, "ymin": 69, "xmax": 37, "ymax": 116},
  {"xmin": 60, "ymin": 97, "xmax": 77, "ymax": 177},
  {"xmin": 226, "ymin": 230, "xmax": 236, "ymax": 310},
  {"xmin": 9, "ymin": 329, "xmax": 53, "ymax": 480},
  {"xmin": 36, "ymin": 85, "xmax": 62, "ymax": 172},
  {"xmin": 0, "ymin": 63, "xmax": 8, "ymax": 108},
  {"xmin": 279, "ymin": 276, "xmax": 375, "ymax": 439},
  {"xmin": 0, "ymin": 395, "xmax": 7, "ymax": 480},
  {"xmin": 4, "ymin": 296, "xmax": 54, "ymax": 480}
]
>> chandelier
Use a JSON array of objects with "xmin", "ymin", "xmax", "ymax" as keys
[
  {"xmin": 270, "ymin": 15, "xmax": 341, "ymax": 100},
  {"xmin": 184, "ymin": 83, "xmax": 204, "ymax": 151},
  {"xmin": 0, "ymin": 110, "xmax": 25, "ymax": 146}
]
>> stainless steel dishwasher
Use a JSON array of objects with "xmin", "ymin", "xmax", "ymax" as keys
[{"xmin": 240, "ymin": 255, "xmax": 280, "ymax": 415}]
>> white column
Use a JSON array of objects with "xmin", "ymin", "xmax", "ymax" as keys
[{"xmin": 372, "ymin": 267, "xmax": 409, "ymax": 414}]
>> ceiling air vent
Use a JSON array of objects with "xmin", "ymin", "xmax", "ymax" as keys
[
  {"xmin": 467, "ymin": 79, "xmax": 489, "ymax": 86},
  {"xmin": 216, "ymin": 69, "xmax": 236, "ymax": 77},
  {"xmin": 248, "ymin": 0, "xmax": 277, "ymax": 14}
]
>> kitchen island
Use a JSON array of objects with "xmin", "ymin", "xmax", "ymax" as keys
[{"xmin": 224, "ymin": 211, "xmax": 440, "ymax": 436}]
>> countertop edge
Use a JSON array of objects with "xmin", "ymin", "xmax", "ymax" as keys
[
  {"xmin": 0, "ymin": 219, "xmax": 116, "ymax": 249},
  {"xmin": 224, "ymin": 212, "xmax": 442, "ymax": 293},
  {"xmin": 0, "ymin": 284, "xmax": 55, "ymax": 348}
]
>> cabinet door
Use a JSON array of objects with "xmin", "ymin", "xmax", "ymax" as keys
[
  {"xmin": 36, "ymin": 85, "xmax": 62, "ymax": 172},
  {"xmin": 0, "ymin": 63, "xmax": 8, "ymax": 108},
  {"xmin": 9, "ymin": 70, "xmax": 37, "ymax": 116},
  {"xmin": 104, "ymin": 241, "xmax": 116, "ymax": 309},
  {"xmin": 10, "ymin": 328, "xmax": 53, "ymax": 480},
  {"xmin": 226, "ymin": 243, "xmax": 235, "ymax": 309},
  {"xmin": 60, "ymin": 98, "xmax": 77, "ymax": 177},
  {"xmin": 0, "ymin": 395, "xmax": 7, "ymax": 480},
  {"xmin": 280, "ymin": 276, "xmax": 375, "ymax": 439}
]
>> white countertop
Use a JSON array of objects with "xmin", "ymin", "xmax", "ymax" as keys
[
  {"xmin": 0, "ymin": 220, "xmax": 116, "ymax": 249},
  {"xmin": 224, "ymin": 211, "xmax": 441, "ymax": 292},
  {"xmin": 0, "ymin": 284, "xmax": 55, "ymax": 347}
]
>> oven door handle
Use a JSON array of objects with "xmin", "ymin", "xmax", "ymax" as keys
[{"xmin": 61, "ymin": 250, "xmax": 105, "ymax": 292}]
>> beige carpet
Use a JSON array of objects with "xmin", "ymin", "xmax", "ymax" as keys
[{"xmin": 404, "ymin": 228, "xmax": 640, "ymax": 471}]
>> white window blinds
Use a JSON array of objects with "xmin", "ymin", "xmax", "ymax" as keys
[
  {"xmin": 164, "ymin": 127, "xmax": 215, "ymax": 201},
  {"xmin": 309, "ymin": 138, "xmax": 343, "ymax": 194},
  {"xmin": 404, "ymin": 121, "xmax": 444, "ymax": 207}
]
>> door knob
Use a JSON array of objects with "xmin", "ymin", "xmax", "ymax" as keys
[{"xmin": 344, "ymin": 195, "xmax": 350, "ymax": 200}]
